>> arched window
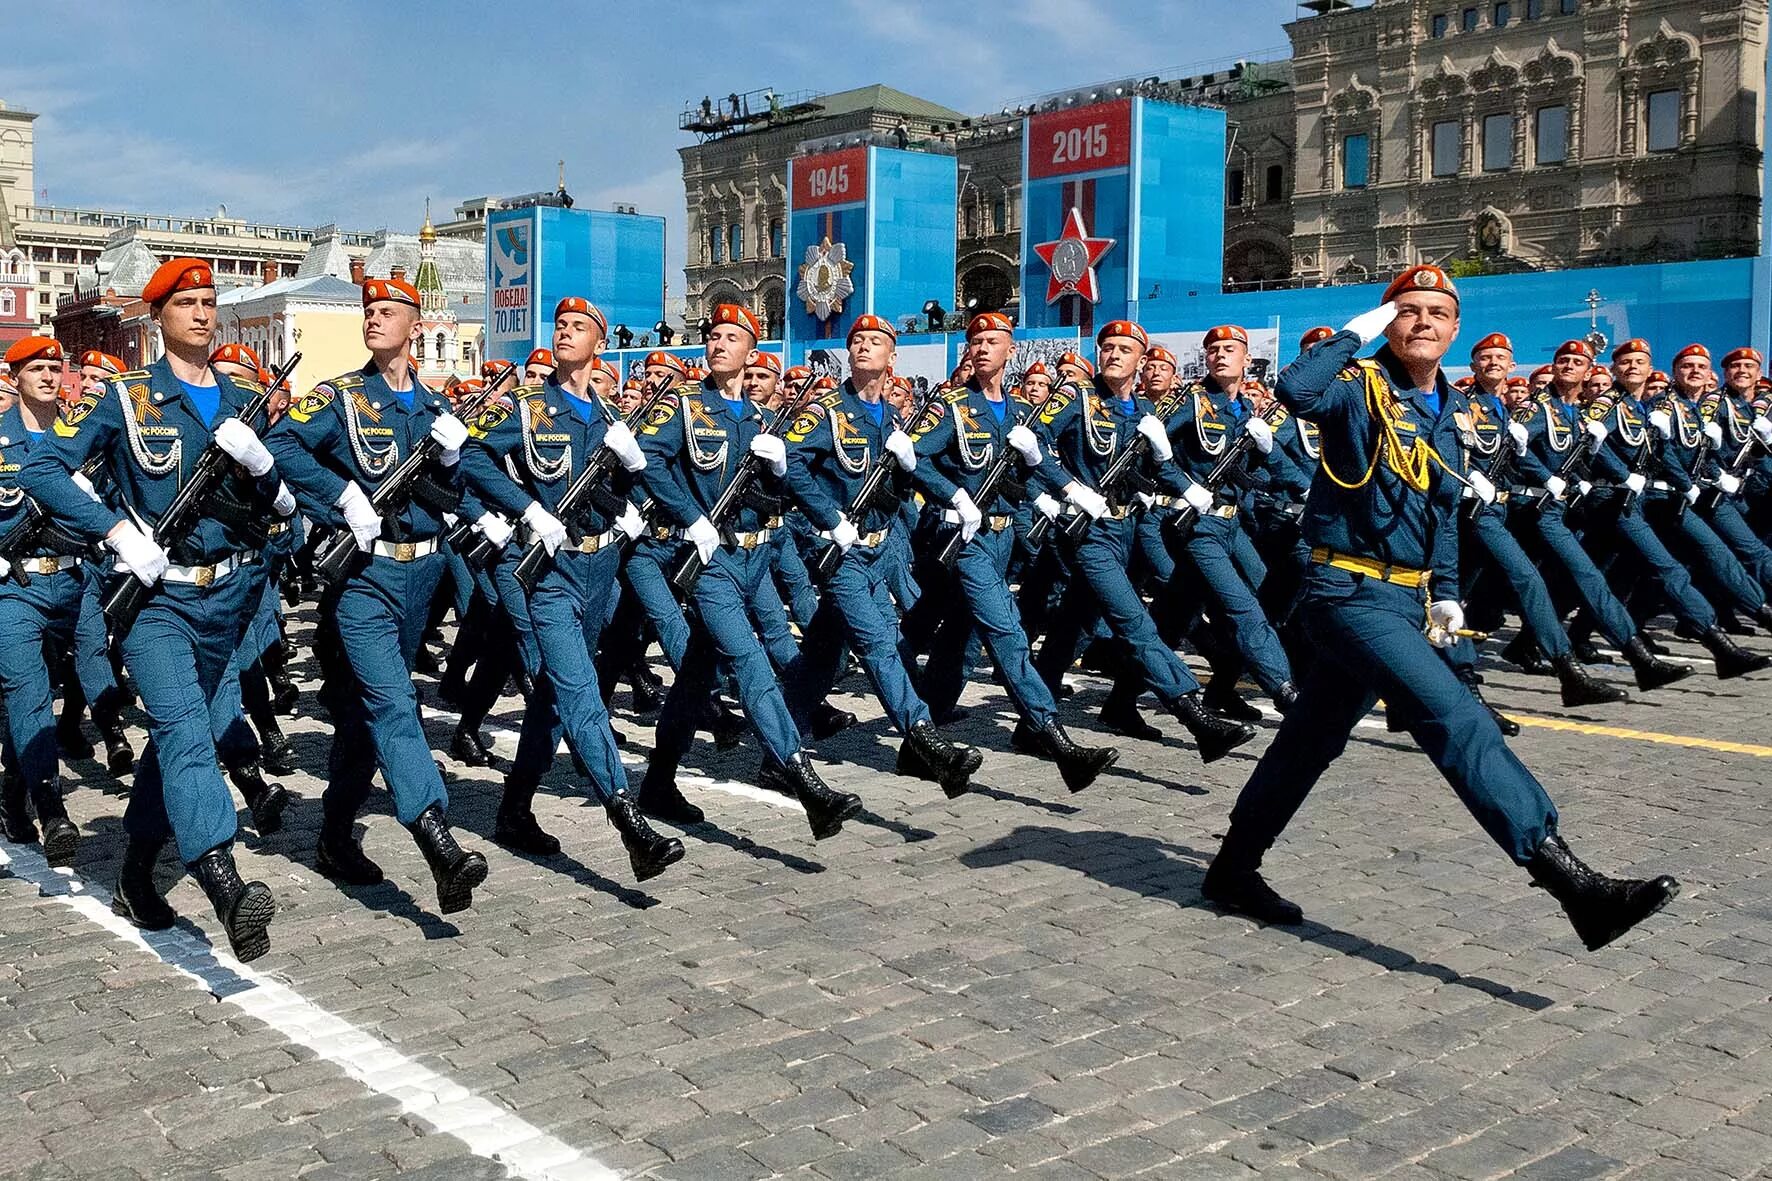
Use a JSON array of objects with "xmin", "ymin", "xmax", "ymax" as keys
[
  {"xmin": 708, "ymin": 226, "xmax": 724, "ymax": 264},
  {"xmin": 415, "ymin": 334, "xmax": 426, "ymax": 361},
  {"xmin": 1265, "ymin": 164, "xmax": 1285, "ymax": 202},
  {"xmin": 435, "ymin": 332, "xmax": 447, "ymax": 360},
  {"xmin": 770, "ymin": 218, "xmax": 784, "ymax": 258},
  {"xmin": 0, "ymin": 290, "xmax": 13, "ymax": 317},
  {"xmin": 728, "ymin": 223, "xmax": 743, "ymax": 262},
  {"xmin": 991, "ymin": 196, "xmax": 1007, "ymax": 234},
  {"xmin": 461, "ymin": 340, "xmax": 475, "ymax": 369}
]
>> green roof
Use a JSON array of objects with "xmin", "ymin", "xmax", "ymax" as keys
[{"xmin": 810, "ymin": 84, "xmax": 967, "ymax": 124}]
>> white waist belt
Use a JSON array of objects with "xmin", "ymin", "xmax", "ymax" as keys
[
  {"xmin": 371, "ymin": 538, "xmax": 441, "ymax": 560},
  {"xmin": 163, "ymin": 551, "xmax": 257, "ymax": 586}
]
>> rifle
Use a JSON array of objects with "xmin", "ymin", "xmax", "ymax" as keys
[
  {"xmin": 1057, "ymin": 383, "xmax": 1190, "ymax": 542},
  {"xmin": 102, "ymin": 352, "xmax": 302, "ymax": 639},
  {"xmin": 1461, "ymin": 404, "xmax": 1518, "ymax": 523},
  {"xmin": 510, "ymin": 374, "xmax": 676, "ymax": 591},
  {"xmin": 1160, "ymin": 426, "xmax": 1261, "ymax": 545},
  {"xmin": 933, "ymin": 381, "xmax": 1079, "ymax": 568},
  {"xmin": 668, "ymin": 371, "xmax": 819, "ymax": 594},
  {"xmin": 1546, "ymin": 405, "xmax": 1605, "ymax": 511},
  {"xmin": 1696, "ymin": 429, "xmax": 1760, "ymax": 512},
  {"xmin": 312, "ymin": 365, "xmax": 515, "ymax": 587},
  {"xmin": 808, "ymin": 390, "xmax": 943, "ymax": 581},
  {"xmin": 0, "ymin": 455, "xmax": 104, "ymax": 588}
]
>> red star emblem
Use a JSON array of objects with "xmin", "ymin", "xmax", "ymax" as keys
[{"xmin": 1032, "ymin": 207, "xmax": 1115, "ymax": 305}]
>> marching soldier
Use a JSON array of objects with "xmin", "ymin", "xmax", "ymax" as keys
[
  {"xmin": 22, "ymin": 258, "xmax": 289, "ymax": 959},
  {"xmin": 1704, "ymin": 347, "xmax": 1772, "ymax": 537},
  {"xmin": 634, "ymin": 303, "xmax": 861, "ymax": 839},
  {"xmin": 1202, "ymin": 269, "xmax": 1679, "ymax": 953},
  {"xmin": 461, "ymin": 296, "xmax": 683, "ymax": 880},
  {"xmin": 266, "ymin": 276, "xmax": 491, "ymax": 914},
  {"xmin": 523, "ymin": 347, "xmax": 557, "ymax": 387},
  {"xmin": 1669, "ymin": 348, "xmax": 1772, "ymax": 603}
]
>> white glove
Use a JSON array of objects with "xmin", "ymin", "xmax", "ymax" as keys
[
  {"xmin": 429, "ymin": 413, "xmax": 469, "ymax": 466},
  {"xmin": 1033, "ymin": 492, "xmax": 1061, "ymax": 521},
  {"xmin": 1466, "ymin": 470, "xmax": 1497, "ymax": 505},
  {"xmin": 829, "ymin": 514, "xmax": 860, "ymax": 553},
  {"xmin": 1182, "ymin": 482, "xmax": 1213, "ymax": 514},
  {"xmin": 1625, "ymin": 473, "xmax": 1648, "ymax": 495},
  {"xmin": 603, "ymin": 420, "xmax": 645, "ymax": 472},
  {"xmin": 1007, "ymin": 423, "xmax": 1042, "ymax": 466},
  {"xmin": 1681, "ymin": 484, "xmax": 1699, "ymax": 505},
  {"xmin": 1426, "ymin": 599, "xmax": 1464, "ymax": 649},
  {"xmin": 883, "ymin": 429, "xmax": 917, "ymax": 472},
  {"xmin": 1136, "ymin": 415, "xmax": 1172, "ymax": 462},
  {"xmin": 750, "ymin": 432, "xmax": 787, "ymax": 476},
  {"xmin": 1578, "ymin": 480, "xmax": 1593, "ymax": 498},
  {"xmin": 614, "ymin": 502, "xmax": 645, "ymax": 542},
  {"xmin": 1584, "ymin": 419, "xmax": 1609, "ymax": 444},
  {"xmin": 473, "ymin": 511, "xmax": 514, "ymax": 549},
  {"xmin": 1717, "ymin": 472, "xmax": 1742, "ymax": 495},
  {"xmin": 272, "ymin": 481, "xmax": 296, "ymax": 517},
  {"xmin": 0, "ymin": 556, "xmax": 9, "ymax": 580},
  {"xmin": 1703, "ymin": 421, "xmax": 1723, "ymax": 447},
  {"xmin": 950, "ymin": 488, "xmax": 982, "ymax": 543},
  {"xmin": 105, "ymin": 520, "xmax": 168, "ymax": 587},
  {"xmin": 1063, "ymin": 481, "xmax": 1107, "ymax": 520},
  {"xmin": 1544, "ymin": 474, "xmax": 1567, "ymax": 500},
  {"xmin": 213, "ymin": 418, "xmax": 274, "ymax": 478},
  {"xmin": 70, "ymin": 471, "xmax": 102, "ymax": 504},
  {"xmin": 684, "ymin": 515, "xmax": 720, "ymax": 564},
  {"xmin": 1648, "ymin": 409, "xmax": 1672, "ymax": 437},
  {"xmin": 1243, "ymin": 416, "xmax": 1274, "ymax": 455},
  {"xmin": 1341, "ymin": 302, "xmax": 1398, "ymax": 347},
  {"xmin": 521, "ymin": 501, "xmax": 567, "ymax": 556},
  {"xmin": 1753, "ymin": 416, "xmax": 1772, "ymax": 446},
  {"xmin": 335, "ymin": 482, "xmax": 381, "ymax": 549},
  {"xmin": 1135, "ymin": 492, "xmax": 1156, "ymax": 511},
  {"xmin": 1508, "ymin": 421, "xmax": 1529, "ymax": 454}
]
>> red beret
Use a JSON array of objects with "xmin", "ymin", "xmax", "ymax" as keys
[
  {"xmin": 481, "ymin": 359, "xmax": 515, "ymax": 379},
  {"xmin": 1454, "ymin": 376, "xmax": 1475, "ymax": 390},
  {"xmin": 4, "ymin": 336, "xmax": 63, "ymax": 367},
  {"xmin": 1672, "ymin": 343, "xmax": 1711, "ymax": 365},
  {"xmin": 711, "ymin": 303, "xmax": 760, "ymax": 341},
  {"xmin": 1202, "ymin": 325, "xmax": 1248, "ymax": 347},
  {"xmin": 1529, "ymin": 365, "xmax": 1554, "ymax": 382},
  {"xmin": 812, "ymin": 375, "xmax": 837, "ymax": 392},
  {"xmin": 80, "ymin": 350, "xmax": 125, "ymax": 375},
  {"xmin": 684, "ymin": 364, "xmax": 708, "ymax": 381},
  {"xmin": 1470, "ymin": 333, "xmax": 1513, "ymax": 357},
  {"xmin": 0, "ymin": 372, "xmax": 14, "ymax": 391},
  {"xmin": 645, "ymin": 351, "xmax": 687, "ymax": 374},
  {"xmin": 142, "ymin": 257, "xmax": 215, "ymax": 305},
  {"xmin": 209, "ymin": 342, "xmax": 261, "ymax": 369},
  {"xmin": 525, "ymin": 348, "xmax": 557, "ymax": 370},
  {"xmin": 1023, "ymin": 361, "xmax": 1048, "ymax": 379},
  {"xmin": 1554, "ymin": 340, "xmax": 1593, "ymax": 361},
  {"xmin": 784, "ymin": 365, "xmax": 812, "ymax": 384},
  {"xmin": 1057, "ymin": 352, "xmax": 1095, "ymax": 377},
  {"xmin": 1506, "ymin": 376, "xmax": 1530, "ymax": 389},
  {"xmin": 1145, "ymin": 347, "xmax": 1178, "ymax": 367},
  {"xmin": 847, "ymin": 314, "xmax": 897, "ymax": 343},
  {"xmin": 362, "ymin": 277, "xmax": 420, "ymax": 309},
  {"xmin": 965, "ymin": 312, "xmax": 1015, "ymax": 340},
  {"xmin": 453, "ymin": 378, "xmax": 484, "ymax": 396},
  {"xmin": 1611, "ymin": 338, "xmax": 1652, "ymax": 361},
  {"xmin": 1298, "ymin": 326, "xmax": 1336, "ymax": 350},
  {"xmin": 1096, "ymin": 320, "xmax": 1148, "ymax": 349},
  {"xmin": 596, "ymin": 358, "xmax": 620, "ymax": 380},
  {"xmin": 1650, "ymin": 370, "xmax": 1671, "ymax": 385},
  {"xmin": 1723, "ymin": 347, "xmax": 1764, "ymax": 367},
  {"xmin": 746, "ymin": 352, "xmax": 783, "ymax": 375},
  {"xmin": 1381, "ymin": 265, "xmax": 1458, "ymax": 305},
  {"xmin": 554, "ymin": 297, "xmax": 607, "ymax": 336}
]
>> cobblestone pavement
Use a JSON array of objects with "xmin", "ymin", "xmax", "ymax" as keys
[{"xmin": 4, "ymin": 615, "xmax": 1772, "ymax": 1180}]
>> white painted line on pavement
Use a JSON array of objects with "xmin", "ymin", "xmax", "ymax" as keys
[{"xmin": 0, "ymin": 843, "xmax": 617, "ymax": 1181}]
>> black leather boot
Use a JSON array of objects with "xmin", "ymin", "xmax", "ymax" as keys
[
  {"xmin": 406, "ymin": 804, "xmax": 488, "ymax": 915},
  {"xmin": 98, "ymin": 718, "xmax": 135, "ymax": 776},
  {"xmin": 1167, "ymin": 693, "xmax": 1256, "ymax": 764},
  {"xmin": 449, "ymin": 724, "xmax": 500, "ymax": 768},
  {"xmin": 110, "ymin": 837, "xmax": 175, "ymax": 930},
  {"xmin": 709, "ymin": 698, "xmax": 747, "ymax": 751},
  {"xmin": 628, "ymin": 663, "xmax": 665, "ymax": 714},
  {"xmin": 55, "ymin": 716, "xmax": 93, "ymax": 760},
  {"xmin": 809, "ymin": 700, "xmax": 858, "ymax": 739},
  {"xmin": 780, "ymin": 752, "xmax": 860, "ymax": 840},
  {"xmin": 1551, "ymin": 654, "xmax": 1628, "ymax": 708},
  {"xmin": 1702, "ymin": 626, "xmax": 1772, "ymax": 679},
  {"xmin": 1461, "ymin": 677, "xmax": 1520, "ymax": 736},
  {"xmin": 1, "ymin": 771, "xmax": 36, "ymax": 843},
  {"xmin": 315, "ymin": 816, "xmax": 384, "ymax": 886},
  {"xmin": 1099, "ymin": 695, "xmax": 1162, "ymax": 740},
  {"xmin": 493, "ymin": 777, "xmax": 559, "ymax": 856},
  {"xmin": 606, "ymin": 792, "xmax": 685, "ymax": 881},
  {"xmin": 1570, "ymin": 634, "xmax": 1611, "ymax": 665},
  {"xmin": 263, "ymin": 645, "xmax": 300, "ymax": 715},
  {"xmin": 1010, "ymin": 718, "xmax": 1118, "ymax": 793},
  {"xmin": 29, "ymin": 781, "xmax": 77, "ymax": 867},
  {"xmin": 190, "ymin": 843, "xmax": 276, "ymax": 961},
  {"xmin": 1201, "ymin": 825, "xmax": 1303, "ymax": 925},
  {"xmin": 1527, "ymin": 832, "xmax": 1679, "ymax": 951},
  {"xmin": 637, "ymin": 769, "xmax": 704, "ymax": 826},
  {"xmin": 1272, "ymin": 682, "xmax": 1299, "ymax": 715},
  {"xmin": 1201, "ymin": 681, "xmax": 1263, "ymax": 722},
  {"xmin": 895, "ymin": 721, "xmax": 982, "ymax": 798},
  {"xmin": 258, "ymin": 724, "xmax": 297, "ymax": 776},
  {"xmin": 229, "ymin": 763, "xmax": 288, "ymax": 837},
  {"xmin": 1500, "ymin": 634, "xmax": 1551, "ymax": 675},
  {"xmin": 1624, "ymin": 636, "xmax": 1693, "ymax": 691}
]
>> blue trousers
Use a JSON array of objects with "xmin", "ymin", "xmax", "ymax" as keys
[
  {"xmin": 770, "ymin": 528, "xmax": 818, "ymax": 626},
  {"xmin": 509, "ymin": 547, "xmax": 626, "ymax": 803},
  {"xmin": 320, "ymin": 554, "xmax": 448, "ymax": 826},
  {"xmin": 1601, "ymin": 501, "xmax": 1717, "ymax": 630},
  {"xmin": 653, "ymin": 546, "xmax": 801, "ymax": 774},
  {"xmin": 1034, "ymin": 516, "xmax": 1201, "ymax": 703},
  {"xmin": 1229, "ymin": 565, "xmax": 1559, "ymax": 865},
  {"xmin": 785, "ymin": 540, "xmax": 929, "ymax": 735},
  {"xmin": 1698, "ymin": 501, "xmax": 1772, "ymax": 598},
  {"xmin": 212, "ymin": 568, "xmax": 284, "ymax": 768},
  {"xmin": 71, "ymin": 563, "xmax": 119, "ymax": 705},
  {"xmin": 1172, "ymin": 515, "xmax": 1293, "ymax": 693},
  {"xmin": 920, "ymin": 526, "xmax": 1059, "ymax": 726},
  {"xmin": 1649, "ymin": 500, "xmax": 1765, "ymax": 615},
  {"xmin": 1516, "ymin": 503, "xmax": 1639, "ymax": 646},
  {"xmin": 1467, "ymin": 506, "xmax": 1571, "ymax": 658},
  {"xmin": 623, "ymin": 539, "xmax": 691, "ymax": 671},
  {"xmin": 122, "ymin": 572, "xmax": 258, "ymax": 863},
  {"xmin": 0, "ymin": 568, "xmax": 83, "ymax": 792}
]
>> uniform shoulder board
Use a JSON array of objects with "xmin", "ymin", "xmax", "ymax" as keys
[
  {"xmin": 942, "ymin": 387, "xmax": 969, "ymax": 405},
  {"xmin": 468, "ymin": 400, "xmax": 513, "ymax": 438},
  {"xmin": 286, "ymin": 383, "xmax": 340, "ymax": 425},
  {"xmin": 784, "ymin": 403, "xmax": 828, "ymax": 444}
]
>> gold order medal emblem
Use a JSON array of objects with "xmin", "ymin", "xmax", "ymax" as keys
[{"xmin": 795, "ymin": 236, "xmax": 855, "ymax": 321}]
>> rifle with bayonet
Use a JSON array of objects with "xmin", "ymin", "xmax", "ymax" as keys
[
  {"xmin": 935, "ymin": 382, "xmax": 1076, "ymax": 568},
  {"xmin": 809, "ymin": 389, "xmax": 943, "ymax": 581},
  {"xmin": 0, "ymin": 454, "xmax": 104, "ymax": 588},
  {"xmin": 101, "ymin": 352, "xmax": 302, "ymax": 639},
  {"xmin": 1056, "ymin": 383, "xmax": 1190, "ymax": 542}
]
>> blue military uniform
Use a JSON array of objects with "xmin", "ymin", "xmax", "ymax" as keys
[
  {"xmin": 1698, "ymin": 387, "xmax": 1772, "ymax": 587},
  {"xmin": 1653, "ymin": 388, "xmax": 1772, "ymax": 608}
]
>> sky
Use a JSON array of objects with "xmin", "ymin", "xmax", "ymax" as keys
[{"xmin": 1, "ymin": 0, "xmax": 1304, "ymax": 294}]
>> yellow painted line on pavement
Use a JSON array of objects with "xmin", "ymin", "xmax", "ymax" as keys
[{"xmin": 1509, "ymin": 713, "xmax": 1772, "ymax": 757}]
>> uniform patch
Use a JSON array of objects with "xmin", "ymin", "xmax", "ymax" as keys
[
  {"xmin": 784, "ymin": 406, "xmax": 825, "ymax": 443},
  {"xmin": 910, "ymin": 401, "xmax": 945, "ymax": 439},
  {"xmin": 287, "ymin": 386, "xmax": 336, "ymax": 425},
  {"xmin": 640, "ymin": 395, "xmax": 680, "ymax": 436},
  {"xmin": 468, "ymin": 401, "xmax": 512, "ymax": 438},
  {"xmin": 1037, "ymin": 387, "xmax": 1077, "ymax": 426},
  {"xmin": 54, "ymin": 393, "xmax": 101, "ymax": 437}
]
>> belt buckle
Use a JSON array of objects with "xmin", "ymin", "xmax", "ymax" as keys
[
  {"xmin": 38, "ymin": 557, "xmax": 58, "ymax": 575},
  {"xmin": 740, "ymin": 533, "xmax": 760, "ymax": 550},
  {"xmin": 194, "ymin": 564, "xmax": 215, "ymax": 588},
  {"xmin": 395, "ymin": 541, "xmax": 416, "ymax": 561}
]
